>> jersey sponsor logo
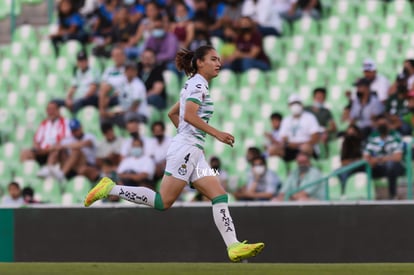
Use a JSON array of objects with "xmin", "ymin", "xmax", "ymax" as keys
[
  {"xmin": 196, "ymin": 84, "xmax": 202, "ymax": 89},
  {"xmin": 178, "ymin": 164, "xmax": 187, "ymax": 176}
]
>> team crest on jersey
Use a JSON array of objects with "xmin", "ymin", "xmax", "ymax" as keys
[{"xmin": 178, "ymin": 164, "xmax": 187, "ymax": 176}]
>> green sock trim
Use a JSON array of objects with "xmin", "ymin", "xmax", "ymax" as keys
[
  {"xmin": 154, "ymin": 193, "xmax": 164, "ymax": 211},
  {"xmin": 212, "ymin": 194, "xmax": 228, "ymax": 204}
]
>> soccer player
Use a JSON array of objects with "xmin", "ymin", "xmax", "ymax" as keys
[{"xmin": 84, "ymin": 45, "xmax": 264, "ymax": 262}]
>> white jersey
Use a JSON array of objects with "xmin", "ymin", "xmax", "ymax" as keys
[{"xmin": 174, "ymin": 74, "xmax": 214, "ymax": 149}]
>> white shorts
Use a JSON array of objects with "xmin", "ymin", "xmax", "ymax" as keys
[{"xmin": 165, "ymin": 140, "xmax": 211, "ymax": 184}]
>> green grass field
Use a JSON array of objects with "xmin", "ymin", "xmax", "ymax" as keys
[{"xmin": 1, "ymin": 263, "xmax": 414, "ymax": 275}]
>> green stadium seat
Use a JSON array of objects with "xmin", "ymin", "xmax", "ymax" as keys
[
  {"xmin": 210, "ymin": 69, "xmax": 238, "ymax": 93},
  {"xmin": 357, "ymin": 0, "xmax": 385, "ymax": 17},
  {"xmin": 15, "ymin": 160, "xmax": 40, "ymax": 179},
  {"xmin": 162, "ymin": 70, "xmax": 181, "ymax": 105},
  {"xmin": 0, "ymin": 142, "xmax": 19, "ymax": 170},
  {"xmin": 0, "ymin": 57, "xmax": 19, "ymax": 80},
  {"xmin": 64, "ymin": 175, "xmax": 91, "ymax": 204},
  {"xmin": 1, "ymin": 91, "xmax": 26, "ymax": 115},
  {"xmin": 23, "ymin": 57, "xmax": 47, "ymax": 84},
  {"xmin": 15, "ymin": 106, "xmax": 45, "ymax": 131},
  {"xmin": 11, "ymin": 74, "xmax": 38, "ymax": 96},
  {"xmin": 387, "ymin": 0, "xmax": 413, "ymax": 17},
  {"xmin": 239, "ymin": 68, "xmax": 268, "ymax": 93},
  {"xmin": 43, "ymin": 73, "xmax": 66, "ymax": 97},
  {"xmin": 12, "ymin": 24, "xmax": 38, "ymax": 52},
  {"xmin": 0, "ymin": 108, "xmax": 15, "ymax": 142},
  {"xmin": 0, "ymin": 159, "xmax": 14, "ymax": 185},
  {"xmin": 343, "ymin": 172, "xmax": 374, "ymax": 200},
  {"xmin": 60, "ymin": 40, "xmax": 83, "ymax": 60},
  {"xmin": 7, "ymin": 41, "xmax": 29, "ymax": 68},
  {"xmin": 33, "ymin": 176, "xmax": 62, "ymax": 204},
  {"xmin": 267, "ymin": 156, "xmax": 288, "ymax": 180},
  {"xmin": 262, "ymin": 35, "xmax": 281, "ymax": 67},
  {"xmin": 348, "ymin": 15, "xmax": 377, "ymax": 35},
  {"xmin": 270, "ymin": 67, "xmax": 296, "ymax": 89},
  {"xmin": 328, "ymin": 177, "xmax": 342, "ymax": 201},
  {"xmin": 210, "ymin": 36, "xmax": 223, "ymax": 53},
  {"xmin": 12, "ymin": 125, "xmax": 34, "ymax": 148},
  {"xmin": 36, "ymin": 39, "xmax": 55, "ymax": 67},
  {"xmin": 331, "ymin": 0, "xmax": 357, "ymax": 18},
  {"xmin": 76, "ymin": 106, "xmax": 100, "ymax": 134},
  {"xmin": 55, "ymin": 55, "xmax": 75, "ymax": 82},
  {"xmin": 321, "ymin": 16, "xmax": 348, "ymax": 35},
  {"xmin": 293, "ymin": 17, "xmax": 320, "ymax": 36}
]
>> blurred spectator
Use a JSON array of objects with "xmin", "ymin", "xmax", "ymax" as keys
[
  {"xmin": 1, "ymin": 182, "xmax": 24, "ymax": 206},
  {"xmin": 210, "ymin": 0, "xmax": 243, "ymax": 38},
  {"xmin": 50, "ymin": 0, "xmax": 88, "ymax": 57},
  {"xmin": 222, "ymin": 16, "xmax": 270, "ymax": 72},
  {"xmin": 138, "ymin": 49, "xmax": 167, "ymax": 110},
  {"xmin": 78, "ymin": 0, "xmax": 100, "ymax": 18},
  {"xmin": 90, "ymin": 0, "xmax": 117, "ymax": 46},
  {"xmin": 363, "ymin": 115, "xmax": 405, "ymax": 200},
  {"xmin": 234, "ymin": 155, "xmax": 281, "ymax": 201},
  {"xmin": 148, "ymin": 121, "xmax": 172, "ymax": 181},
  {"xmin": 100, "ymin": 61, "xmax": 148, "ymax": 127},
  {"xmin": 193, "ymin": 0, "xmax": 216, "ymax": 26},
  {"xmin": 125, "ymin": 1, "xmax": 165, "ymax": 59},
  {"xmin": 20, "ymin": 101, "xmax": 71, "ymax": 175},
  {"xmin": 188, "ymin": 17, "xmax": 212, "ymax": 52},
  {"xmin": 210, "ymin": 156, "xmax": 229, "ymax": 190},
  {"xmin": 117, "ymin": 137, "xmax": 156, "ymax": 189},
  {"xmin": 22, "ymin": 186, "xmax": 39, "ymax": 204},
  {"xmin": 99, "ymin": 47, "xmax": 126, "ymax": 120},
  {"xmin": 220, "ymin": 23, "xmax": 238, "ymax": 65},
  {"xmin": 93, "ymin": 6, "xmax": 138, "ymax": 58},
  {"xmin": 242, "ymin": 0, "xmax": 282, "ymax": 36},
  {"xmin": 53, "ymin": 119, "xmax": 98, "ymax": 182},
  {"xmin": 121, "ymin": 117, "xmax": 153, "ymax": 159},
  {"xmin": 385, "ymin": 80, "xmax": 410, "ymax": 135},
  {"xmin": 245, "ymin": 146, "xmax": 262, "ymax": 166},
  {"xmin": 401, "ymin": 90, "xmax": 414, "ymax": 135},
  {"xmin": 265, "ymin": 112, "xmax": 283, "ymax": 153},
  {"xmin": 337, "ymin": 124, "xmax": 364, "ymax": 194},
  {"xmin": 349, "ymin": 78, "xmax": 385, "ymax": 139},
  {"xmin": 170, "ymin": 1, "xmax": 194, "ymax": 49},
  {"xmin": 274, "ymin": 145, "xmax": 324, "ymax": 201},
  {"xmin": 404, "ymin": 59, "xmax": 414, "ymax": 91},
  {"xmin": 124, "ymin": 0, "xmax": 145, "ymax": 26},
  {"xmin": 304, "ymin": 87, "xmax": 337, "ymax": 156},
  {"xmin": 56, "ymin": 51, "xmax": 100, "ymax": 113},
  {"xmin": 145, "ymin": 14, "xmax": 179, "ymax": 68},
  {"xmin": 361, "ymin": 59, "xmax": 390, "ymax": 102},
  {"xmin": 280, "ymin": 0, "xmax": 322, "ymax": 22},
  {"xmin": 95, "ymin": 122, "xmax": 123, "ymax": 169},
  {"xmin": 269, "ymin": 94, "xmax": 320, "ymax": 162}
]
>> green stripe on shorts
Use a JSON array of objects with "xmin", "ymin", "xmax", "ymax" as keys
[{"xmin": 164, "ymin": 171, "xmax": 172, "ymax": 176}]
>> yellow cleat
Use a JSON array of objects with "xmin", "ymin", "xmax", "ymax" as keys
[
  {"xmin": 227, "ymin": 241, "xmax": 265, "ymax": 262},
  {"xmin": 84, "ymin": 177, "xmax": 115, "ymax": 207}
]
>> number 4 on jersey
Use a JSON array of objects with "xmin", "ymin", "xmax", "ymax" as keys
[{"xmin": 184, "ymin": 153, "xmax": 190, "ymax": 164}]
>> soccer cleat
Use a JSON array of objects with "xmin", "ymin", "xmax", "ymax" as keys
[
  {"xmin": 227, "ymin": 241, "xmax": 265, "ymax": 262},
  {"xmin": 84, "ymin": 177, "xmax": 115, "ymax": 207}
]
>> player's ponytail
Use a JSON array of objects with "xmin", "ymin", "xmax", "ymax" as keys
[{"xmin": 175, "ymin": 45, "xmax": 216, "ymax": 77}]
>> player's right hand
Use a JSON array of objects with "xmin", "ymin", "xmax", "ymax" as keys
[{"xmin": 215, "ymin": 131, "xmax": 235, "ymax": 147}]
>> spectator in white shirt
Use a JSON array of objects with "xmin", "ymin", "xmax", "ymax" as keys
[
  {"xmin": 117, "ymin": 137, "xmax": 156, "ymax": 189},
  {"xmin": 95, "ymin": 122, "xmax": 124, "ymax": 169},
  {"xmin": 148, "ymin": 121, "xmax": 172, "ymax": 181},
  {"xmin": 52, "ymin": 118, "xmax": 99, "ymax": 182},
  {"xmin": 1, "ymin": 182, "xmax": 24, "ymax": 206},
  {"xmin": 361, "ymin": 59, "xmax": 390, "ymax": 102},
  {"xmin": 121, "ymin": 117, "xmax": 152, "ymax": 159},
  {"xmin": 265, "ymin": 112, "xmax": 283, "ymax": 154},
  {"xmin": 241, "ymin": 0, "xmax": 282, "ymax": 36},
  {"xmin": 100, "ymin": 60, "xmax": 149, "ymax": 128},
  {"xmin": 268, "ymin": 94, "xmax": 320, "ymax": 162}
]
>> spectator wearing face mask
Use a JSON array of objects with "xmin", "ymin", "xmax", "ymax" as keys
[
  {"xmin": 233, "ymin": 156, "xmax": 281, "ymax": 201},
  {"xmin": 120, "ymin": 118, "xmax": 153, "ymax": 160},
  {"xmin": 304, "ymin": 87, "xmax": 337, "ymax": 157},
  {"xmin": 361, "ymin": 59, "xmax": 390, "ymax": 103},
  {"xmin": 363, "ymin": 115, "xmax": 405, "ymax": 200},
  {"xmin": 147, "ymin": 121, "xmax": 172, "ymax": 181},
  {"xmin": 117, "ymin": 138, "xmax": 156, "ymax": 189},
  {"xmin": 145, "ymin": 14, "xmax": 179, "ymax": 68},
  {"xmin": 188, "ymin": 17, "xmax": 212, "ymax": 52},
  {"xmin": 273, "ymin": 144, "xmax": 324, "ymax": 201},
  {"xmin": 170, "ymin": 1, "xmax": 194, "ymax": 49},
  {"xmin": 385, "ymin": 76, "xmax": 410, "ymax": 135},
  {"xmin": 268, "ymin": 94, "xmax": 320, "ymax": 162}
]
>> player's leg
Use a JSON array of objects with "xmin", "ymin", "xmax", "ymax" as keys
[{"xmin": 193, "ymin": 173, "xmax": 265, "ymax": 262}]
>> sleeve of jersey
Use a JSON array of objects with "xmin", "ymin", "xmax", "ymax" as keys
[{"xmin": 186, "ymin": 84, "xmax": 204, "ymax": 105}]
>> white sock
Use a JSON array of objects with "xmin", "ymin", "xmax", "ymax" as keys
[
  {"xmin": 212, "ymin": 202, "xmax": 239, "ymax": 247},
  {"xmin": 109, "ymin": 185, "xmax": 156, "ymax": 207}
]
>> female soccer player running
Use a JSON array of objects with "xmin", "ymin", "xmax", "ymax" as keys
[{"xmin": 84, "ymin": 45, "xmax": 264, "ymax": 262}]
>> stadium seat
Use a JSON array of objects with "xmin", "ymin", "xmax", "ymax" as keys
[
  {"xmin": 387, "ymin": 0, "xmax": 413, "ymax": 17},
  {"xmin": 293, "ymin": 17, "xmax": 320, "ymax": 36},
  {"xmin": 16, "ymin": 160, "xmax": 40, "ymax": 179},
  {"xmin": 0, "ymin": 57, "xmax": 19, "ymax": 80},
  {"xmin": 357, "ymin": 0, "xmax": 385, "ymax": 17},
  {"xmin": 11, "ymin": 74, "xmax": 38, "ymax": 96},
  {"xmin": 54, "ymin": 55, "xmax": 75, "ymax": 82},
  {"xmin": 77, "ymin": 106, "xmax": 101, "ymax": 134},
  {"xmin": 36, "ymin": 39, "xmax": 55, "ymax": 67},
  {"xmin": 0, "ymin": 142, "xmax": 19, "ymax": 170},
  {"xmin": 60, "ymin": 40, "xmax": 83, "ymax": 60},
  {"xmin": 64, "ymin": 175, "xmax": 91, "ymax": 204},
  {"xmin": 43, "ymin": 73, "xmax": 66, "ymax": 97},
  {"xmin": 210, "ymin": 69, "xmax": 238, "ymax": 93},
  {"xmin": 33, "ymin": 176, "xmax": 62, "ymax": 204},
  {"xmin": 328, "ymin": 177, "xmax": 342, "ymax": 200},
  {"xmin": 162, "ymin": 70, "xmax": 181, "ymax": 105},
  {"xmin": 263, "ymin": 35, "xmax": 280, "ymax": 67},
  {"xmin": 343, "ymin": 172, "xmax": 374, "ymax": 200},
  {"xmin": 12, "ymin": 24, "xmax": 38, "ymax": 52}
]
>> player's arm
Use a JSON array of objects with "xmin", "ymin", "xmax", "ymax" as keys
[
  {"xmin": 168, "ymin": 101, "xmax": 180, "ymax": 128},
  {"xmin": 184, "ymin": 101, "xmax": 234, "ymax": 147}
]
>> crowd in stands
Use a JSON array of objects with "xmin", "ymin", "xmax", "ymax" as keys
[{"xmin": 3, "ymin": 0, "xmax": 414, "ymax": 205}]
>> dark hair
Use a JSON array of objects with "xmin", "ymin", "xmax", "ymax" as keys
[
  {"xmin": 22, "ymin": 187, "xmax": 34, "ymax": 197},
  {"xmin": 375, "ymin": 114, "xmax": 388, "ymax": 122},
  {"xmin": 100, "ymin": 122, "xmax": 114, "ymax": 134},
  {"xmin": 405, "ymin": 59, "xmax": 414, "ymax": 68},
  {"xmin": 151, "ymin": 121, "xmax": 165, "ymax": 131},
  {"xmin": 313, "ymin": 87, "xmax": 327, "ymax": 97},
  {"xmin": 247, "ymin": 147, "xmax": 261, "ymax": 157},
  {"xmin": 175, "ymin": 45, "xmax": 215, "ymax": 77},
  {"xmin": 8, "ymin": 181, "xmax": 20, "ymax": 189},
  {"xmin": 270, "ymin": 112, "xmax": 282, "ymax": 121},
  {"xmin": 252, "ymin": 155, "xmax": 266, "ymax": 166}
]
